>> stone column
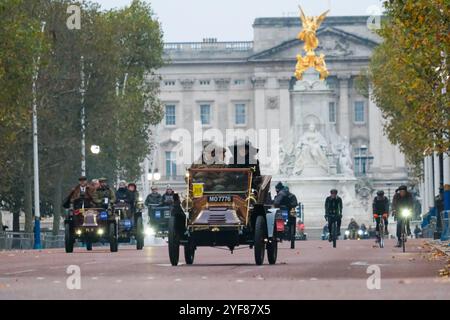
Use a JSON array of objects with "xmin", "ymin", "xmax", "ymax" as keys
[
  {"xmin": 426, "ymin": 156, "xmax": 435, "ymax": 210},
  {"xmin": 433, "ymin": 152, "xmax": 441, "ymax": 197},
  {"xmin": 214, "ymin": 78, "xmax": 230, "ymax": 133},
  {"xmin": 278, "ymin": 77, "xmax": 291, "ymax": 142},
  {"xmin": 368, "ymin": 85, "xmax": 381, "ymax": 169},
  {"xmin": 252, "ymin": 77, "xmax": 266, "ymax": 131},
  {"xmin": 338, "ymin": 75, "xmax": 350, "ymax": 139},
  {"xmin": 443, "ymin": 153, "xmax": 450, "ymax": 211}
]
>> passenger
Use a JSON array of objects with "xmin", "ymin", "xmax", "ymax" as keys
[
  {"xmin": 127, "ymin": 183, "xmax": 139, "ymax": 215},
  {"xmin": 116, "ymin": 181, "xmax": 131, "ymax": 203},
  {"xmin": 161, "ymin": 185, "xmax": 175, "ymax": 206},
  {"xmin": 90, "ymin": 178, "xmax": 100, "ymax": 191},
  {"xmin": 93, "ymin": 178, "xmax": 116, "ymax": 209}
]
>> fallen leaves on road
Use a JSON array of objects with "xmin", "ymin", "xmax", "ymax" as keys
[{"xmin": 398, "ymin": 279, "xmax": 412, "ymax": 284}]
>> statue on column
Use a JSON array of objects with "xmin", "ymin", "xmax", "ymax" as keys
[
  {"xmin": 293, "ymin": 122, "xmax": 329, "ymax": 175},
  {"xmin": 337, "ymin": 137, "xmax": 354, "ymax": 176}
]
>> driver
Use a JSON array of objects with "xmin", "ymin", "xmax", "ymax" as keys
[
  {"xmin": 93, "ymin": 178, "xmax": 116, "ymax": 208},
  {"xmin": 392, "ymin": 185, "xmax": 413, "ymax": 247},
  {"xmin": 67, "ymin": 176, "xmax": 94, "ymax": 209},
  {"xmin": 347, "ymin": 218, "xmax": 359, "ymax": 231}
]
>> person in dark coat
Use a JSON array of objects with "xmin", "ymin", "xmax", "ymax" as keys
[{"xmin": 324, "ymin": 189, "xmax": 343, "ymax": 239}]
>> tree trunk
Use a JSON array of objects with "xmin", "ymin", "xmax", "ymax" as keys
[
  {"xmin": 52, "ymin": 174, "xmax": 63, "ymax": 235},
  {"xmin": 13, "ymin": 206, "xmax": 20, "ymax": 232},
  {"xmin": 24, "ymin": 159, "xmax": 33, "ymax": 233}
]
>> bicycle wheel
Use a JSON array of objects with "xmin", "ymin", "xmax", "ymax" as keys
[
  {"xmin": 379, "ymin": 221, "xmax": 384, "ymax": 248},
  {"xmin": 332, "ymin": 221, "xmax": 337, "ymax": 248}
]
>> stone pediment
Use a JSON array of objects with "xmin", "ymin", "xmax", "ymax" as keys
[{"xmin": 248, "ymin": 27, "xmax": 379, "ymax": 62}]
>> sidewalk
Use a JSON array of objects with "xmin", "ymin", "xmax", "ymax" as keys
[{"xmin": 427, "ymin": 239, "xmax": 450, "ymax": 257}]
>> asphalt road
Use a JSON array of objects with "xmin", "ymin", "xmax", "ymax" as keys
[{"xmin": 0, "ymin": 239, "xmax": 448, "ymax": 300}]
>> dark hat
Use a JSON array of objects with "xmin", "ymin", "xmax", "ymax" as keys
[
  {"xmin": 275, "ymin": 182, "xmax": 284, "ymax": 190},
  {"xmin": 79, "ymin": 176, "xmax": 87, "ymax": 181},
  {"xmin": 398, "ymin": 185, "xmax": 407, "ymax": 191},
  {"xmin": 330, "ymin": 189, "xmax": 338, "ymax": 194},
  {"xmin": 377, "ymin": 190, "xmax": 384, "ymax": 196}
]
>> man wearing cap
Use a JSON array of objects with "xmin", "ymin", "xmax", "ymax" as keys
[
  {"xmin": 145, "ymin": 186, "xmax": 162, "ymax": 207},
  {"xmin": 93, "ymin": 178, "xmax": 116, "ymax": 208},
  {"xmin": 392, "ymin": 185, "xmax": 413, "ymax": 247},
  {"xmin": 67, "ymin": 176, "xmax": 94, "ymax": 209}
]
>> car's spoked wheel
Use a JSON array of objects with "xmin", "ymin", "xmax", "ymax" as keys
[
  {"xmin": 109, "ymin": 222, "xmax": 118, "ymax": 252},
  {"xmin": 64, "ymin": 223, "xmax": 74, "ymax": 253},
  {"xmin": 254, "ymin": 215, "xmax": 266, "ymax": 265},
  {"xmin": 136, "ymin": 216, "xmax": 144, "ymax": 250},
  {"xmin": 168, "ymin": 216, "xmax": 180, "ymax": 266},
  {"xmin": 184, "ymin": 241, "xmax": 195, "ymax": 265}
]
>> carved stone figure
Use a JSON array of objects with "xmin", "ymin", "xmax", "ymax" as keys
[{"xmin": 293, "ymin": 123, "xmax": 329, "ymax": 175}]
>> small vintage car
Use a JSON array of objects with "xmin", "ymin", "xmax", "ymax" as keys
[
  {"xmin": 64, "ymin": 204, "xmax": 119, "ymax": 253},
  {"xmin": 147, "ymin": 204, "xmax": 172, "ymax": 239},
  {"xmin": 168, "ymin": 167, "xmax": 285, "ymax": 266},
  {"xmin": 114, "ymin": 200, "xmax": 145, "ymax": 250}
]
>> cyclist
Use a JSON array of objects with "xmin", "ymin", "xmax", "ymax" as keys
[
  {"xmin": 324, "ymin": 189, "xmax": 343, "ymax": 241},
  {"xmin": 392, "ymin": 185, "xmax": 413, "ymax": 247},
  {"xmin": 372, "ymin": 190, "xmax": 389, "ymax": 243}
]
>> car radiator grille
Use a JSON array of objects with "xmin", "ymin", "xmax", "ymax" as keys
[{"xmin": 207, "ymin": 213, "xmax": 226, "ymax": 224}]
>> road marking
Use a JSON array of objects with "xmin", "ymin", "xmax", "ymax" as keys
[
  {"xmin": 236, "ymin": 279, "xmax": 244, "ymax": 283},
  {"xmin": 201, "ymin": 276, "xmax": 208, "ymax": 280},
  {"xmin": 84, "ymin": 261, "xmax": 98, "ymax": 265},
  {"xmin": 310, "ymin": 278, "xmax": 318, "ymax": 281},
  {"xmin": 36, "ymin": 277, "xmax": 45, "ymax": 280},
  {"xmin": 350, "ymin": 261, "xmax": 369, "ymax": 266},
  {"xmin": 116, "ymin": 279, "xmax": 122, "ymax": 283},
  {"xmin": 174, "ymin": 278, "xmax": 182, "ymax": 282},
  {"xmin": 4, "ymin": 269, "xmax": 35, "ymax": 276}
]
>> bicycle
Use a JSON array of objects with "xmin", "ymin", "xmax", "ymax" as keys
[
  {"xmin": 374, "ymin": 213, "xmax": 386, "ymax": 248},
  {"xmin": 398, "ymin": 209, "xmax": 412, "ymax": 253},
  {"xmin": 326, "ymin": 215, "xmax": 339, "ymax": 248}
]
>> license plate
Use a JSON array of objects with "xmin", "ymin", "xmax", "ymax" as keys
[
  {"xmin": 155, "ymin": 211, "xmax": 161, "ymax": 219},
  {"xmin": 164, "ymin": 210, "xmax": 171, "ymax": 218},
  {"xmin": 207, "ymin": 195, "xmax": 232, "ymax": 203}
]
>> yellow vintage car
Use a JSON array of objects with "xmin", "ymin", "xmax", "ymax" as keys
[{"xmin": 168, "ymin": 166, "xmax": 285, "ymax": 266}]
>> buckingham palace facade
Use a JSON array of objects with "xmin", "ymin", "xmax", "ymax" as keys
[{"xmin": 141, "ymin": 16, "xmax": 410, "ymax": 197}]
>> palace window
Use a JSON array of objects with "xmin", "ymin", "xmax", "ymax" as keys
[
  {"xmin": 200, "ymin": 104, "xmax": 211, "ymax": 125},
  {"xmin": 165, "ymin": 151, "xmax": 177, "ymax": 177},
  {"xmin": 199, "ymin": 80, "xmax": 210, "ymax": 86},
  {"xmin": 165, "ymin": 105, "xmax": 176, "ymax": 125},
  {"xmin": 329, "ymin": 102, "xmax": 336, "ymax": 123},
  {"xmin": 164, "ymin": 80, "xmax": 175, "ymax": 86},
  {"xmin": 235, "ymin": 104, "xmax": 246, "ymax": 125},
  {"xmin": 234, "ymin": 79, "xmax": 245, "ymax": 85},
  {"xmin": 354, "ymin": 101, "xmax": 365, "ymax": 123}
]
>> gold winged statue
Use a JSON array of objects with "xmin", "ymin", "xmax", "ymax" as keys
[{"xmin": 295, "ymin": 6, "xmax": 330, "ymax": 80}]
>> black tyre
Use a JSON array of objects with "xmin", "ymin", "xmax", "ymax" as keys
[
  {"xmin": 86, "ymin": 240, "xmax": 92, "ymax": 251},
  {"xmin": 254, "ymin": 215, "xmax": 266, "ymax": 265},
  {"xmin": 168, "ymin": 216, "xmax": 180, "ymax": 266},
  {"xmin": 64, "ymin": 223, "xmax": 74, "ymax": 253},
  {"xmin": 184, "ymin": 241, "xmax": 195, "ymax": 265},
  {"xmin": 109, "ymin": 222, "xmax": 118, "ymax": 252},
  {"xmin": 136, "ymin": 216, "xmax": 144, "ymax": 250},
  {"xmin": 267, "ymin": 235, "xmax": 278, "ymax": 265},
  {"xmin": 290, "ymin": 222, "xmax": 296, "ymax": 249},
  {"xmin": 332, "ymin": 222, "xmax": 337, "ymax": 248}
]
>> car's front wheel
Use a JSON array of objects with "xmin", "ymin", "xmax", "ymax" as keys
[
  {"xmin": 168, "ymin": 216, "xmax": 180, "ymax": 266},
  {"xmin": 136, "ymin": 216, "xmax": 144, "ymax": 250},
  {"xmin": 254, "ymin": 215, "xmax": 266, "ymax": 265},
  {"xmin": 64, "ymin": 223, "xmax": 74, "ymax": 253},
  {"xmin": 109, "ymin": 222, "xmax": 118, "ymax": 252}
]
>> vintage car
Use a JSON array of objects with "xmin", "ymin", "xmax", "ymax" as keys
[
  {"xmin": 168, "ymin": 167, "xmax": 285, "ymax": 266},
  {"xmin": 64, "ymin": 205, "xmax": 119, "ymax": 253},
  {"xmin": 146, "ymin": 204, "xmax": 172, "ymax": 239},
  {"xmin": 114, "ymin": 200, "xmax": 145, "ymax": 250}
]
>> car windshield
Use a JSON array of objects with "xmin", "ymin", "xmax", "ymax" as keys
[{"xmin": 191, "ymin": 170, "xmax": 250, "ymax": 194}]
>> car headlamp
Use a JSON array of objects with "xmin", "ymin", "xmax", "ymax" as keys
[
  {"xmin": 145, "ymin": 227, "xmax": 155, "ymax": 236},
  {"xmin": 357, "ymin": 230, "xmax": 363, "ymax": 236},
  {"xmin": 345, "ymin": 230, "xmax": 350, "ymax": 236}
]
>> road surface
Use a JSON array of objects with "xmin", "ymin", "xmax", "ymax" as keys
[{"xmin": 0, "ymin": 239, "xmax": 448, "ymax": 299}]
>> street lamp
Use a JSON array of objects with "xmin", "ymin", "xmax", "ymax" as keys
[{"xmin": 90, "ymin": 145, "xmax": 100, "ymax": 155}]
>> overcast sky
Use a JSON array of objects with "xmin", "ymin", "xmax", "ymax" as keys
[{"xmin": 95, "ymin": 0, "xmax": 384, "ymax": 42}]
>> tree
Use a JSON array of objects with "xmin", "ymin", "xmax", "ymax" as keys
[{"xmin": 364, "ymin": 0, "xmax": 450, "ymax": 173}]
